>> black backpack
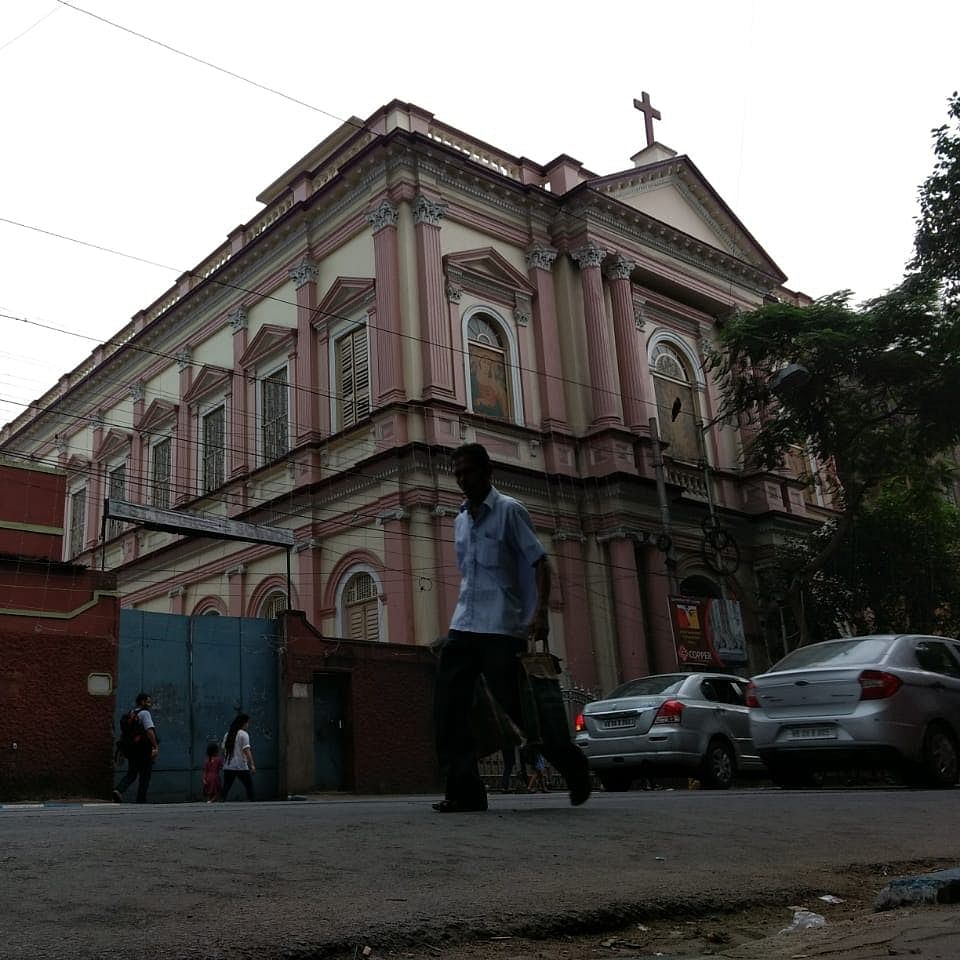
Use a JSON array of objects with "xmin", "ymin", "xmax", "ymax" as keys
[{"xmin": 116, "ymin": 708, "xmax": 147, "ymax": 760}]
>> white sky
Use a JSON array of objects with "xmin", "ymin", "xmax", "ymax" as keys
[{"xmin": 1, "ymin": 0, "xmax": 957, "ymax": 429}]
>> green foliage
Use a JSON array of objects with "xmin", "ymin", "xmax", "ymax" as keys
[{"xmin": 913, "ymin": 91, "xmax": 960, "ymax": 300}]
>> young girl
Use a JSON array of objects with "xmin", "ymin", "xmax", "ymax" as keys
[
  {"xmin": 201, "ymin": 741, "xmax": 223, "ymax": 802},
  {"xmin": 221, "ymin": 713, "xmax": 256, "ymax": 801}
]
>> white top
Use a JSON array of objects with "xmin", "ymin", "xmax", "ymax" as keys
[
  {"xmin": 449, "ymin": 486, "xmax": 546, "ymax": 638},
  {"xmin": 223, "ymin": 728, "xmax": 252, "ymax": 771},
  {"xmin": 137, "ymin": 708, "xmax": 155, "ymax": 732}
]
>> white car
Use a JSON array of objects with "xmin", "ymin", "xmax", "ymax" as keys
[{"xmin": 574, "ymin": 672, "xmax": 764, "ymax": 790}]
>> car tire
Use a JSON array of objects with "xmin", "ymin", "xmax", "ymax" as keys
[
  {"xmin": 598, "ymin": 770, "xmax": 635, "ymax": 792},
  {"xmin": 700, "ymin": 739, "xmax": 735, "ymax": 790},
  {"xmin": 920, "ymin": 723, "xmax": 959, "ymax": 788}
]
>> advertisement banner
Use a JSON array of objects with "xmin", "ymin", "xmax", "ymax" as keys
[{"xmin": 668, "ymin": 596, "xmax": 748, "ymax": 668}]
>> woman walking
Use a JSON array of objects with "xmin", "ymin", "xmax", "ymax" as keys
[{"xmin": 221, "ymin": 713, "xmax": 256, "ymax": 801}]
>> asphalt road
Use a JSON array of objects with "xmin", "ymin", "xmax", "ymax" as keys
[{"xmin": 0, "ymin": 788, "xmax": 957, "ymax": 960}]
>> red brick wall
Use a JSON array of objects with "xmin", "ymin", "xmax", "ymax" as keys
[
  {"xmin": 0, "ymin": 460, "xmax": 66, "ymax": 561},
  {"xmin": 283, "ymin": 612, "xmax": 440, "ymax": 793},
  {"xmin": 0, "ymin": 560, "xmax": 118, "ymax": 800}
]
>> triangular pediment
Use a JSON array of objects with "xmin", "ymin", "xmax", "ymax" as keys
[
  {"xmin": 65, "ymin": 454, "xmax": 91, "ymax": 476},
  {"xmin": 94, "ymin": 428, "xmax": 132, "ymax": 462},
  {"xmin": 183, "ymin": 365, "xmax": 232, "ymax": 406},
  {"xmin": 444, "ymin": 248, "xmax": 536, "ymax": 302},
  {"xmin": 238, "ymin": 324, "xmax": 297, "ymax": 370},
  {"xmin": 137, "ymin": 398, "xmax": 178, "ymax": 435},
  {"xmin": 314, "ymin": 277, "xmax": 375, "ymax": 329},
  {"xmin": 588, "ymin": 156, "xmax": 786, "ymax": 282}
]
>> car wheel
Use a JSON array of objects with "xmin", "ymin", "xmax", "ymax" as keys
[
  {"xmin": 921, "ymin": 723, "xmax": 959, "ymax": 788},
  {"xmin": 598, "ymin": 770, "xmax": 635, "ymax": 792},
  {"xmin": 701, "ymin": 739, "xmax": 735, "ymax": 790}
]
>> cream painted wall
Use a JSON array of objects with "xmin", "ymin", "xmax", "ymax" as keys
[
  {"xmin": 615, "ymin": 183, "xmax": 725, "ymax": 250},
  {"xmin": 315, "ymin": 231, "xmax": 374, "ymax": 294},
  {"xmin": 247, "ymin": 280, "xmax": 297, "ymax": 340},
  {"xmin": 439, "ymin": 222, "xmax": 526, "ymax": 274},
  {"xmin": 408, "ymin": 509, "xmax": 440, "ymax": 644},
  {"xmin": 191, "ymin": 326, "xmax": 232, "ymax": 369},
  {"xmin": 147, "ymin": 365, "xmax": 180, "ymax": 408}
]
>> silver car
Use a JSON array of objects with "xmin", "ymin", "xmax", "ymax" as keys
[
  {"xmin": 748, "ymin": 634, "xmax": 960, "ymax": 788},
  {"xmin": 574, "ymin": 673, "xmax": 764, "ymax": 791}
]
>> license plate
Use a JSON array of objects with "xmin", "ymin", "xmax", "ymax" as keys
[
  {"xmin": 603, "ymin": 718, "xmax": 636, "ymax": 729},
  {"xmin": 788, "ymin": 726, "xmax": 837, "ymax": 740}
]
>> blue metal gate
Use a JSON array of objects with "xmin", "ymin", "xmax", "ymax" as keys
[{"xmin": 117, "ymin": 610, "xmax": 279, "ymax": 802}]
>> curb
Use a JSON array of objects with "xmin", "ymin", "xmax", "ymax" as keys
[{"xmin": 876, "ymin": 867, "xmax": 960, "ymax": 910}]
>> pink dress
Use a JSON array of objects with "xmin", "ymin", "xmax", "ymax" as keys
[{"xmin": 202, "ymin": 756, "xmax": 223, "ymax": 800}]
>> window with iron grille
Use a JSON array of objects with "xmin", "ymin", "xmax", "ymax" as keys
[
  {"xmin": 151, "ymin": 437, "xmax": 171, "ymax": 509},
  {"xmin": 202, "ymin": 406, "xmax": 225, "ymax": 494},
  {"xmin": 343, "ymin": 571, "xmax": 379, "ymax": 641},
  {"xmin": 262, "ymin": 367, "xmax": 289, "ymax": 462},
  {"xmin": 68, "ymin": 488, "xmax": 86, "ymax": 557},
  {"xmin": 336, "ymin": 326, "xmax": 370, "ymax": 430},
  {"xmin": 260, "ymin": 591, "xmax": 288, "ymax": 620},
  {"xmin": 107, "ymin": 464, "xmax": 126, "ymax": 539}
]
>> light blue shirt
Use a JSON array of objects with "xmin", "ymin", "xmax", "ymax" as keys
[{"xmin": 449, "ymin": 486, "xmax": 547, "ymax": 638}]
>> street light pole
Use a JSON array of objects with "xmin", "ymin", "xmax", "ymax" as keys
[{"xmin": 649, "ymin": 416, "xmax": 679, "ymax": 593}]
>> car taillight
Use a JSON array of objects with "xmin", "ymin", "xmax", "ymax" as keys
[
  {"xmin": 745, "ymin": 681, "xmax": 759, "ymax": 708},
  {"xmin": 653, "ymin": 699, "xmax": 684, "ymax": 724},
  {"xmin": 574, "ymin": 712, "xmax": 586, "ymax": 732},
  {"xmin": 858, "ymin": 670, "xmax": 902, "ymax": 700}
]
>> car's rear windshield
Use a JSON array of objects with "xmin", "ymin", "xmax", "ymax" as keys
[
  {"xmin": 771, "ymin": 637, "xmax": 896, "ymax": 672},
  {"xmin": 607, "ymin": 675, "xmax": 686, "ymax": 698}
]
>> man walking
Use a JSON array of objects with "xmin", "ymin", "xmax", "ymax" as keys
[
  {"xmin": 113, "ymin": 692, "xmax": 159, "ymax": 804},
  {"xmin": 433, "ymin": 443, "xmax": 591, "ymax": 813}
]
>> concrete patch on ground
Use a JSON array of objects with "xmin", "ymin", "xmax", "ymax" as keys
[{"xmin": 875, "ymin": 867, "xmax": 960, "ymax": 910}]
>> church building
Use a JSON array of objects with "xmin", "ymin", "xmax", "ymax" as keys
[{"xmin": 0, "ymin": 97, "xmax": 832, "ymax": 695}]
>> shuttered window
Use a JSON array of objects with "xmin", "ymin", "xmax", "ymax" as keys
[
  {"xmin": 202, "ymin": 406, "xmax": 225, "ymax": 494},
  {"xmin": 262, "ymin": 367, "xmax": 289, "ymax": 462},
  {"xmin": 343, "ymin": 572, "xmax": 379, "ymax": 641},
  {"xmin": 151, "ymin": 438, "xmax": 171, "ymax": 509},
  {"xmin": 69, "ymin": 488, "xmax": 86, "ymax": 558},
  {"xmin": 651, "ymin": 342, "xmax": 700, "ymax": 463},
  {"xmin": 107, "ymin": 464, "xmax": 126, "ymax": 539},
  {"xmin": 337, "ymin": 326, "xmax": 370, "ymax": 430}
]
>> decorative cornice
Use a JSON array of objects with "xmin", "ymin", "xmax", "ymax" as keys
[
  {"xmin": 176, "ymin": 348, "xmax": 192, "ymax": 371},
  {"xmin": 596, "ymin": 527, "xmax": 651, "ymax": 544},
  {"xmin": 227, "ymin": 307, "xmax": 248, "ymax": 333},
  {"xmin": 225, "ymin": 563, "xmax": 247, "ymax": 578},
  {"xmin": 289, "ymin": 259, "xmax": 320, "ymax": 289},
  {"xmin": 432, "ymin": 504, "xmax": 461, "ymax": 518},
  {"xmin": 366, "ymin": 200, "xmax": 399, "ymax": 233},
  {"xmin": 168, "ymin": 584, "xmax": 187, "ymax": 598},
  {"xmin": 413, "ymin": 195, "xmax": 447, "ymax": 227},
  {"xmin": 570, "ymin": 242, "xmax": 606, "ymax": 270},
  {"xmin": 128, "ymin": 381, "xmax": 145, "ymax": 404},
  {"xmin": 525, "ymin": 245, "xmax": 558, "ymax": 272},
  {"xmin": 605, "ymin": 254, "xmax": 636, "ymax": 281},
  {"xmin": 445, "ymin": 281, "xmax": 463, "ymax": 303},
  {"xmin": 376, "ymin": 507, "xmax": 409, "ymax": 525},
  {"xmin": 553, "ymin": 529, "xmax": 586, "ymax": 543}
]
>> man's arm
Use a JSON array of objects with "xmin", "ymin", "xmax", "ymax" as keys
[{"xmin": 528, "ymin": 555, "xmax": 552, "ymax": 646}]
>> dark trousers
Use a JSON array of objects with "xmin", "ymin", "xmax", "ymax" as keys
[
  {"xmin": 222, "ymin": 769, "xmax": 254, "ymax": 801},
  {"xmin": 116, "ymin": 753, "xmax": 153, "ymax": 803},
  {"xmin": 435, "ymin": 630, "xmax": 588, "ymax": 803}
]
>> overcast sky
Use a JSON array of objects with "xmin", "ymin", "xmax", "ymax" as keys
[{"xmin": 1, "ymin": 0, "xmax": 957, "ymax": 429}]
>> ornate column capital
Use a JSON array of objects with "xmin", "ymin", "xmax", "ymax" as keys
[
  {"xmin": 413, "ymin": 195, "xmax": 446, "ymax": 227},
  {"xmin": 445, "ymin": 281, "xmax": 463, "ymax": 303},
  {"xmin": 294, "ymin": 537, "xmax": 322, "ymax": 553},
  {"xmin": 526, "ymin": 244, "xmax": 558, "ymax": 271},
  {"xmin": 376, "ymin": 507, "xmax": 410, "ymax": 526},
  {"xmin": 176, "ymin": 347, "xmax": 192, "ymax": 370},
  {"xmin": 570, "ymin": 242, "xmax": 607, "ymax": 270},
  {"xmin": 367, "ymin": 199, "xmax": 399, "ymax": 233},
  {"xmin": 514, "ymin": 292, "xmax": 532, "ymax": 327},
  {"xmin": 54, "ymin": 434, "xmax": 68, "ymax": 456},
  {"xmin": 128, "ymin": 381, "xmax": 145, "ymax": 403},
  {"xmin": 226, "ymin": 307, "xmax": 247, "ymax": 333},
  {"xmin": 289, "ymin": 259, "xmax": 319, "ymax": 289},
  {"xmin": 605, "ymin": 254, "xmax": 636, "ymax": 281}
]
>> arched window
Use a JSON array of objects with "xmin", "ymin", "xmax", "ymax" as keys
[
  {"xmin": 679, "ymin": 574, "xmax": 722, "ymax": 599},
  {"xmin": 467, "ymin": 312, "xmax": 513, "ymax": 421},
  {"xmin": 342, "ymin": 571, "xmax": 380, "ymax": 642},
  {"xmin": 259, "ymin": 591, "xmax": 288, "ymax": 620},
  {"xmin": 651, "ymin": 341, "xmax": 701, "ymax": 462}
]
